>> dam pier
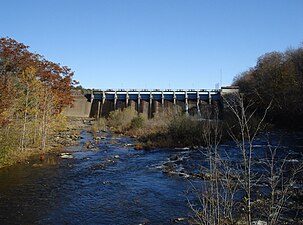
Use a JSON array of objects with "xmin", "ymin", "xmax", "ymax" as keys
[{"xmin": 63, "ymin": 87, "xmax": 239, "ymax": 118}]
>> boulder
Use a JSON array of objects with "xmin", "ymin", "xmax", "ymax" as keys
[
  {"xmin": 60, "ymin": 153, "xmax": 73, "ymax": 159},
  {"xmin": 169, "ymin": 155, "xmax": 179, "ymax": 161},
  {"xmin": 252, "ymin": 221, "xmax": 267, "ymax": 225}
]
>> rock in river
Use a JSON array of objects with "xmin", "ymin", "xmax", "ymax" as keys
[{"xmin": 60, "ymin": 153, "xmax": 73, "ymax": 159}]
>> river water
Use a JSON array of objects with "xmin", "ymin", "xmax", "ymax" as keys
[{"xmin": 0, "ymin": 130, "xmax": 302, "ymax": 225}]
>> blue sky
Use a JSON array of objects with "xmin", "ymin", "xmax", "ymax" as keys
[{"xmin": 1, "ymin": 0, "xmax": 303, "ymax": 89}]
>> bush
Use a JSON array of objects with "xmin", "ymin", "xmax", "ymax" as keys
[
  {"xmin": 105, "ymin": 105, "xmax": 222, "ymax": 148},
  {"xmin": 91, "ymin": 117, "xmax": 107, "ymax": 133},
  {"xmin": 130, "ymin": 114, "xmax": 147, "ymax": 129},
  {"xmin": 167, "ymin": 115, "xmax": 215, "ymax": 147},
  {"xmin": 168, "ymin": 115, "xmax": 194, "ymax": 146},
  {"xmin": 107, "ymin": 107, "xmax": 138, "ymax": 132},
  {"xmin": 0, "ymin": 127, "xmax": 20, "ymax": 167}
]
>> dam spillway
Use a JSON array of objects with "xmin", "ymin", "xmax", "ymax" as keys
[{"xmin": 63, "ymin": 87, "xmax": 239, "ymax": 118}]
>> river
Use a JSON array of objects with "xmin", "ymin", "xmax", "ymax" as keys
[{"xmin": 0, "ymin": 130, "xmax": 302, "ymax": 224}]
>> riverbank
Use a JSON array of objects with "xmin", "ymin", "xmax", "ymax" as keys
[
  {"xmin": 0, "ymin": 117, "xmax": 91, "ymax": 169},
  {"xmin": 0, "ymin": 125, "xmax": 302, "ymax": 224},
  {"xmin": 1, "ymin": 115, "xmax": 302, "ymax": 224},
  {"xmin": 102, "ymin": 107, "xmax": 227, "ymax": 150},
  {"xmin": 0, "ymin": 129, "xmax": 194, "ymax": 224},
  {"xmin": 100, "ymin": 104, "xmax": 276, "ymax": 150}
]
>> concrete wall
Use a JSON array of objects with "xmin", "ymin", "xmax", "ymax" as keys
[
  {"xmin": 62, "ymin": 95, "xmax": 92, "ymax": 118},
  {"xmin": 62, "ymin": 88, "xmax": 236, "ymax": 118}
]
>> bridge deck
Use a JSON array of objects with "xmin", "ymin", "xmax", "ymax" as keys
[{"xmin": 91, "ymin": 89, "xmax": 222, "ymax": 101}]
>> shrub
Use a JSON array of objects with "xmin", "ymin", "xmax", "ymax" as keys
[
  {"xmin": 0, "ymin": 127, "xmax": 20, "ymax": 167},
  {"xmin": 130, "ymin": 113, "xmax": 147, "ymax": 129},
  {"xmin": 107, "ymin": 107, "xmax": 138, "ymax": 132},
  {"xmin": 91, "ymin": 117, "xmax": 107, "ymax": 133}
]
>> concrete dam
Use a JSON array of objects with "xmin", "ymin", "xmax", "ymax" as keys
[{"xmin": 63, "ymin": 87, "xmax": 238, "ymax": 118}]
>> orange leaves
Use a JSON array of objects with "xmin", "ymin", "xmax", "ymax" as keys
[
  {"xmin": 0, "ymin": 37, "xmax": 78, "ymax": 150},
  {"xmin": 0, "ymin": 37, "xmax": 77, "ymax": 112}
]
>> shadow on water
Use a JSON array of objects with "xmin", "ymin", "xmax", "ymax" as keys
[{"xmin": 0, "ymin": 130, "xmax": 302, "ymax": 224}]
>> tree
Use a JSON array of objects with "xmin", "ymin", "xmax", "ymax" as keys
[
  {"xmin": 233, "ymin": 46, "xmax": 303, "ymax": 129},
  {"xmin": 0, "ymin": 37, "xmax": 77, "ymax": 160},
  {"xmin": 17, "ymin": 66, "xmax": 42, "ymax": 150}
]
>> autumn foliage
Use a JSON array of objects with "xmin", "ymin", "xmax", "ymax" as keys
[
  {"xmin": 233, "ymin": 46, "xmax": 303, "ymax": 129},
  {"xmin": 0, "ymin": 37, "xmax": 77, "ymax": 162}
]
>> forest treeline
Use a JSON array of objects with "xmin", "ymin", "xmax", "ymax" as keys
[
  {"xmin": 0, "ymin": 37, "xmax": 76, "ymax": 165},
  {"xmin": 233, "ymin": 46, "xmax": 303, "ymax": 129}
]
